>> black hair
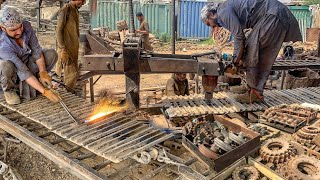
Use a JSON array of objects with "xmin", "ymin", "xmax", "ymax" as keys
[{"xmin": 136, "ymin": 12, "xmax": 143, "ymax": 17}]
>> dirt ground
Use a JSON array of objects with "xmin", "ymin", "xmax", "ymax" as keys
[{"xmin": 3, "ymin": 142, "xmax": 79, "ymax": 180}]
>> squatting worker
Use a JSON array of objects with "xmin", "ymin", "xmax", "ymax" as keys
[
  {"xmin": 135, "ymin": 12, "xmax": 153, "ymax": 51},
  {"xmin": 201, "ymin": 0, "xmax": 302, "ymax": 103},
  {"xmin": 56, "ymin": 0, "xmax": 85, "ymax": 90},
  {"xmin": 0, "ymin": 7, "xmax": 60, "ymax": 105},
  {"xmin": 166, "ymin": 73, "xmax": 189, "ymax": 96}
]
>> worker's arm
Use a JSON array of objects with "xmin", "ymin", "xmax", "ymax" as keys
[
  {"xmin": 165, "ymin": 78, "xmax": 177, "ymax": 96},
  {"xmin": 219, "ymin": 7, "xmax": 245, "ymax": 64},
  {"xmin": 56, "ymin": 8, "xmax": 68, "ymax": 50},
  {"xmin": 25, "ymin": 76, "xmax": 45, "ymax": 93},
  {"xmin": 35, "ymin": 53, "xmax": 46, "ymax": 72}
]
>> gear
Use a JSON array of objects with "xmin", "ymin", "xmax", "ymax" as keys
[
  {"xmin": 232, "ymin": 165, "xmax": 260, "ymax": 180},
  {"xmin": 293, "ymin": 134, "xmax": 313, "ymax": 145},
  {"xmin": 293, "ymin": 126, "xmax": 320, "ymax": 146},
  {"xmin": 260, "ymin": 138, "xmax": 297, "ymax": 164},
  {"xmin": 277, "ymin": 155, "xmax": 320, "ymax": 180},
  {"xmin": 301, "ymin": 126, "xmax": 320, "ymax": 134}
]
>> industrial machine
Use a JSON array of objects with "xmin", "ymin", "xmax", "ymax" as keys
[{"xmin": 83, "ymin": 32, "xmax": 227, "ymax": 109}]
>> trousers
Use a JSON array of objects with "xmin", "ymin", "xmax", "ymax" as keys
[{"xmin": 0, "ymin": 49, "xmax": 57, "ymax": 99}]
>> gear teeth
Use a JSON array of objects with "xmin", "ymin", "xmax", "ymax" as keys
[
  {"xmin": 277, "ymin": 155, "xmax": 320, "ymax": 180},
  {"xmin": 260, "ymin": 138, "xmax": 297, "ymax": 164},
  {"xmin": 293, "ymin": 125, "xmax": 320, "ymax": 146}
]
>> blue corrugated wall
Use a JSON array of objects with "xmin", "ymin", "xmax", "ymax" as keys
[
  {"xmin": 179, "ymin": 1, "xmax": 210, "ymax": 39},
  {"xmin": 91, "ymin": 1, "xmax": 311, "ymax": 40}
]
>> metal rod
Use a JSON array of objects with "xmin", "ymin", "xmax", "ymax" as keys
[
  {"xmin": 90, "ymin": 77, "xmax": 94, "ymax": 102},
  {"xmin": 0, "ymin": 115, "xmax": 106, "ymax": 180},
  {"xmin": 59, "ymin": 101, "xmax": 78, "ymax": 125},
  {"xmin": 171, "ymin": 0, "xmax": 176, "ymax": 54},
  {"xmin": 128, "ymin": 0, "xmax": 135, "ymax": 33},
  {"xmin": 93, "ymin": 75, "xmax": 102, "ymax": 85}
]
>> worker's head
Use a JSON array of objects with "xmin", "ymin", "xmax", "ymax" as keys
[
  {"xmin": 0, "ymin": 7, "xmax": 23, "ymax": 39},
  {"xmin": 70, "ymin": 0, "xmax": 86, "ymax": 9},
  {"xmin": 175, "ymin": 73, "xmax": 187, "ymax": 82},
  {"xmin": 200, "ymin": 3, "xmax": 221, "ymax": 28},
  {"xmin": 136, "ymin": 12, "xmax": 144, "ymax": 22}
]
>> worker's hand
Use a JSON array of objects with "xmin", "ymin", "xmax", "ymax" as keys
[
  {"xmin": 39, "ymin": 71, "xmax": 52, "ymax": 88},
  {"xmin": 60, "ymin": 49, "xmax": 69, "ymax": 63},
  {"xmin": 42, "ymin": 89, "xmax": 61, "ymax": 103}
]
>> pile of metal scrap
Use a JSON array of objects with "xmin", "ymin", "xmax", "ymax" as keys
[
  {"xmin": 182, "ymin": 115, "xmax": 260, "ymax": 172},
  {"xmin": 211, "ymin": 157, "xmax": 282, "ymax": 180},
  {"xmin": 260, "ymin": 104, "xmax": 318, "ymax": 133},
  {"xmin": 277, "ymin": 155, "xmax": 320, "ymax": 180},
  {"xmin": 248, "ymin": 124, "xmax": 280, "ymax": 142},
  {"xmin": 162, "ymin": 87, "xmax": 320, "ymax": 118},
  {"xmin": 0, "ymin": 161, "xmax": 23, "ymax": 180},
  {"xmin": 292, "ymin": 125, "xmax": 320, "ymax": 146}
]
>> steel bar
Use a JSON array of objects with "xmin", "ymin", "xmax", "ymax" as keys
[{"xmin": 0, "ymin": 114, "xmax": 106, "ymax": 180}]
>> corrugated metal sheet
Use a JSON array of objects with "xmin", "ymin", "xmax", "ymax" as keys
[
  {"xmin": 288, "ymin": 5, "xmax": 311, "ymax": 42},
  {"xmin": 90, "ymin": 1, "xmax": 311, "ymax": 41},
  {"xmin": 92, "ymin": 0, "xmax": 172, "ymax": 35},
  {"xmin": 179, "ymin": 1, "xmax": 210, "ymax": 39}
]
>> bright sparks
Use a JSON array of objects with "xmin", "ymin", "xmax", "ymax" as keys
[{"xmin": 87, "ymin": 89, "xmax": 126, "ymax": 122}]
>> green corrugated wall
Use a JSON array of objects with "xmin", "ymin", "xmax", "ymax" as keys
[
  {"xmin": 91, "ymin": 1, "xmax": 311, "ymax": 41},
  {"xmin": 93, "ymin": 0, "xmax": 172, "ymax": 35},
  {"xmin": 288, "ymin": 5, "xmax": 312, "ymax": 42}
]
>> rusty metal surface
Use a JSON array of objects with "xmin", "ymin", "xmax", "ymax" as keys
[
  {"xmin": 292, "ymin": 126, "xmax": 320, "ymax": 146},
  {"xmin": 259, "ymin": 138, "xmax": 297, "ymax": 164},
  {"xmin": 163, "ymin": 87, "xmax": 320, "ymax": 118},
  {"xmin": 277, "ymin": 155, "xmax": 320, "ymax": 180},
  {"xmin": 182, "ymin": 115, "xmax": 260, "ymax": 172},
  {"xmin": 260, "ymin": 104, "xmax": 318, "ymax": 133},
  {"xmin": 0, "ymin": 113, "xmax": 106, "ymax": 180},
  {"xmin": 0, "ymin": 90, "xmax": 174, "ymax": 163}
]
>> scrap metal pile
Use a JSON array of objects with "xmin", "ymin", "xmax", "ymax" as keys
[
  {"xmin": 293, "ymin": 125, "xmax": 320, "ymax": 146},
  {"xmin": 260, "ymin": 104, "xmax": 318, "ymax": 132},
  {"xmin": 183, "ymin": 118, "xmax": 250, "ymax": 160},
  {"xmin": 181, "ymin": 115, "xmax": 260, "ymax": 171},
  {"xmin": 163, "ymin": 87, "xmax": 320, "ymax": 118},
  {"xmin": 0, "ymin": 89, "xmax": 174, "ymax": 163}
]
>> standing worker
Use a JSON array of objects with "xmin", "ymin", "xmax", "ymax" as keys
[
  {"xmin": 165, "ymin": 73, "xmax": 189, "ymax": 96},
  {"xmin": 201, "ymin": 0, "xmax": 302, "ymax": 103},
  {"xmin": 136, "ymin": 12, "xmax": 153, "ymax": 51},
  {"xmin": 56, "ymin": 0, "xmax": 86, "ymax": 91},
  {"xmin": 0, "ymin": 7, "xmax": 60, "ymax": 104}
]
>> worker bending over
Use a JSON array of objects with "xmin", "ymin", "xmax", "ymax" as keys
[
  {"xmin": 56, "ymin": 0, "xmax": 85, "ymax": 90},
  {"xmin": 0, "ymin": 7, "xmax": 59, "ymax": 105},
  {"xmin": 136, "ymin": 12, "xmax": 153, "ymax": 51},
  {"xmin": 201, "ymin": 0, "xmax": 302, "ymax": 103},
  {"xmin": 166, "ymin": 73, "xmax": 189, "ymax": 96}
]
